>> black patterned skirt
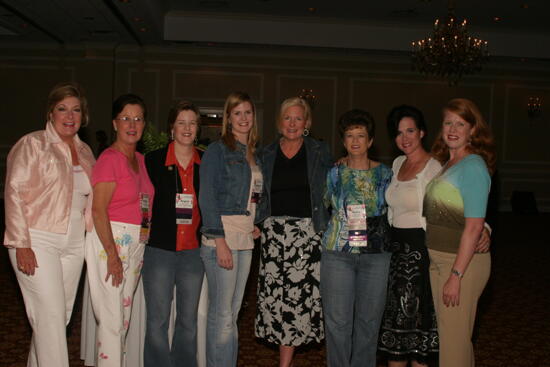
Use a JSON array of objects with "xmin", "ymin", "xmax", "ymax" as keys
[
  {"xmin": 254, "ymin": 216, "xmax": 324, "ymax": 346},
  {"xmin": 378, "ymin": 227, "xmax": 438, "ymax": 363}
]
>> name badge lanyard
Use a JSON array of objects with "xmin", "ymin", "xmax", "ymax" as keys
[
  {"xmin": 339, "ymin": 167, "xmax": 368, "ymax": 247},
  {"xmin": 174, "ymin": 164, "xmax": 193, "ymax": 225},
  {"xmin": 139, "ymin": 192, "xmax": 151, "ymax": 244}
]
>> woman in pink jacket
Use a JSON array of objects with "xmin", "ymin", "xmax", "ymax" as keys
[{"xmin": 3, "ymin": 82, "xmax": 95, "ymax": 367}]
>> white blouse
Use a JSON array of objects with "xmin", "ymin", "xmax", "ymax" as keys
[{"xmin": 386, "ymin": 156, "xmax": 442, "ymax": 230}]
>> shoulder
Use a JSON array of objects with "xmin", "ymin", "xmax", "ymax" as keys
[
  {"xmin": 378, "ymin": 162, "xmax": 392, "ymax": 175},
  {"xmin": 146, "ymin": 146, "xmax": 168, "ymax": 161},
  {"xmin": 96, "ymin": 148, "xmax": 121, "ymax": 166},
  {"xmin": 459, "ymin": 154, "xmax": 489, "ymax": 174},
  {"xmin": 78, "ymin": 142, "xmax": 96, "ymax": 164},
  {"xmin": 9, "ymin": 130, "xmax": 45, "ymax": 152},
  {"xmin": 422, "ymin": 157, "xmax": 442, "ymax": 179},
  {"xmin": 391, "ymin": 155, "xmax": 406, "ymax": 172}
]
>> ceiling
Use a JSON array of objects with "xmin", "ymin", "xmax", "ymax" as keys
[{"xmin": 1, "ymin": 0, "xmax": 549, "ymax": 58}]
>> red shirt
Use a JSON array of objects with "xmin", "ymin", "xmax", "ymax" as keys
[{"xmin": 165, "ymin": 143, "xmax": 201, "ymax": 251}]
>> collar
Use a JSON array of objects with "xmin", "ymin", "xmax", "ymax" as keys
[
  {"xmin": 165, "ymin": 141, "xmax": 201, "ymax": 168},
  {"xmin": 45, "ymin": 121, "xmax": 86, "ymax": 151}
]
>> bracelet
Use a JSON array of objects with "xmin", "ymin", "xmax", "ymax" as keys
[{"xmin": 451, "ymin": 268, "xmax": 464, "ymax": 278}]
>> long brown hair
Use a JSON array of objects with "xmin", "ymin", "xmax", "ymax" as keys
[
  {"xmin": 221, "ymin": 91, "xmax": 258, "ymax": 158},
  {"xmin": 431, "ymin": 98, "xmax": 496, "ymax": 174}
]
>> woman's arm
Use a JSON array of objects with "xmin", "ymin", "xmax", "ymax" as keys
[
  {"xmin": 443, "ymin": 217, "xmax": 485, "ymax": 307},
  {"xmin": 199, "ymin": 143, "xmax": 233, "ymax": 269},
  {"xmin": 92, "ymin": 181, "xmax": 123, "ymax": 287},
  {"xmin": 4, "ymin": 137, "xmax": 39, "ymax": 275}
]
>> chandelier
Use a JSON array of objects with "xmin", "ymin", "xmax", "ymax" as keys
[{"xmin": 411, "ymin": 0, "xmax": 489, "ymax": 84}]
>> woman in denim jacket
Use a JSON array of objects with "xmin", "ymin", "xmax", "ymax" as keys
[
  {"xmin": 198, "ymin": 91, "xmax": 263, "ymax": 367},
  {"xmin": 255, "ymin": 97, "xmax": 333, "ymax": 367}
]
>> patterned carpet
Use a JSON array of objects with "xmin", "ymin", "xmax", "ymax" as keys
[{"xmin": 1, "ymin": 213, "xmax": 549, "ymax": 367}]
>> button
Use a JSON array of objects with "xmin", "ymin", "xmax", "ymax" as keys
[{"xmin": 245, "ymin": 210, "xmax": 251, "ymax": 216}]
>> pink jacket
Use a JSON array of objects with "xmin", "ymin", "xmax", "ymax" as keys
[{"xmin": 3, "ymin": 122, "xmax": 96, "ymax": 248}]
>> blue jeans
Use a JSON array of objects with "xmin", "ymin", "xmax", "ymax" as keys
[
  {"xmin": 142, "ymin": 246, "xmax": 204, "ymax": 367},
  {"xmin": 200, "ymin": 245, "xmax": 252, "ymax": 367},
  {"xmin": 320, "ymin": 250, "xmax": 392, "ymax": 367}
]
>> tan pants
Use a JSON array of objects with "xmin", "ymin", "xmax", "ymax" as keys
[
  {"xmin": 428, "ymin": 249, "xmax": 491, "ymax": 367},
  {"xmin": 85, "ymin": 221, "xmax": 145, "ymax": 367}
]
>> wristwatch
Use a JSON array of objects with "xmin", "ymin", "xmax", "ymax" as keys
[{"xmin": 451, "ymin": 268, "xmax": 464, "ymax": 278}]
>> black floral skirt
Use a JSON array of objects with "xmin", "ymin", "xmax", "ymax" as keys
[
  {"xmin": 378, "ymin": 227, "xmax": 438, "ymax": 363},
  {"xmin": 254, "ymin": 216, "xmax": 324, "ymax": 346}
]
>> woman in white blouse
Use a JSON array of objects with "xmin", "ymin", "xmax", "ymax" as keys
[{"xmin": 378, "ymin": 105, "xmax": 440, "ymax": 367}]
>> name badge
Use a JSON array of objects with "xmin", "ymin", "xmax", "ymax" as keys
[
  {"xmin": 347, "ymin": 204, "xmax": 367, "ymax": 247},
  {"xmin": 139, "ymin": 193, "xmax": 151, "ymax": 244},
  {"xmin": 251, "ymin": 177, "xmax": 263, "ymax": 204},
  {"xmin": 176, "ymin": 193, "xmax": 193, "ymax": 225}
]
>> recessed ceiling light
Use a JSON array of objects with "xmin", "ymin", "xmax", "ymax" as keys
[
  {"xmin": 308, "ymin": 7, "xmax": 316, "ymax": 14},
  {"xmin": 521, "ymin": 3, "xmax": 529, "ymax": 9},
  {"xmin": 493, "ymin": 16, "xmax": 501, "ymax": 22}
]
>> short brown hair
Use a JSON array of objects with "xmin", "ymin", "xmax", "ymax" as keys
[
  {"xmin": 167, "ymin": 100, "xmax": 201, "ymax": 131},
  {"xmin": 47, "ymin": 82, "xmax": 89, "ymax": 126},
  {"xmin": 431, "ymin": 98, "xmax": 496, "ymax": 174}
]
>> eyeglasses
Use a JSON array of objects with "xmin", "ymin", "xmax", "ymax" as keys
[{"xmin": 116, "ymin": 116, "xmax": 144, "ymax": 123}]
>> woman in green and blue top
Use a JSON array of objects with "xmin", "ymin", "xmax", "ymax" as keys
[
  {"xmin": 424, "ymin": 98, "xmax": 496, "ymax": 367},
  {"xmin": 321, "ymin": 109, "xmax": 393, "ymax": 367}
]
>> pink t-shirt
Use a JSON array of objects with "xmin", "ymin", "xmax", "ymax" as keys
[{"xmin": 92, "ymin": 148, "xmax": 155, "ymax": 225}]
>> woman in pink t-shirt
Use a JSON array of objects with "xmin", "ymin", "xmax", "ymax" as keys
[{"xmin": 85, "ymin": 94, "xmax": 155, "ymax": 367}]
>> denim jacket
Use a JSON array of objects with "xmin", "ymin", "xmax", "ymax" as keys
[
  {"xmin": 199, "ymin": 140, "xmax": 265, "ymax": 239},
  {"xmin": 258, "ymin": 136, "xmax": 333, "ymax": 233}
]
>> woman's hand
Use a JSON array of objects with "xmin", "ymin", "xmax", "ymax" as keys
[
  {"xmin": 105, "ymin": 253, "xmax": 123, "ymax": 287},
  {"xmin": 443, "ymin": 275, "xmax": 461, "ymax": 307},
  {"xmin": 15, "ymin": 248, "xmax": 38, "ymax": 276},
  {"xmin": 475, "ymin": 227, "xmax": 491, "ymax": 253},
  {"xmin": 215, "ymin": 238, "xmax": 233, "ymax": 270},
  {"xmin": 252, "ymin": 226, "xmax": 261, "ymax": 240}
]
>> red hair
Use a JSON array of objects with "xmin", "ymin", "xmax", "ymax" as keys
[{"xmin": 431, "ymin": 98, "xmax": 496, "ymax": 175}]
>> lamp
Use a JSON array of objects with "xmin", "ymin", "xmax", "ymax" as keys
[
  {"xmin": 411, "ymin": 0, "xmax": 489, "ymax": 84},
  {"xmin": 299, "ymin": 89, "xmax": 316, "ymax": 109},
  {"xmin": 527, "ymin": 97, "xmax": 542, "ymax": 120}
]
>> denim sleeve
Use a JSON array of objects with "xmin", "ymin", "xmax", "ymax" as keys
[{"xmin": 199, "ymin": 143, "xmax": 226, "ymax": 238}]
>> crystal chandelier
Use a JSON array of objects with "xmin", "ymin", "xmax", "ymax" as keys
[{"xmin": 411, "ymin": 0, "xmax": 489, "ymax": 84}]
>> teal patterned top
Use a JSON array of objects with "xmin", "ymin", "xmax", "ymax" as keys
[{"xmin": 322, "ymin": 164, "xmax": 392, "ymax": 253}]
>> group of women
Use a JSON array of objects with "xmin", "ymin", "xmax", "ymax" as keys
[{"xmin": 4, "ymin": 81, "xmax": 495, "ymax": 367}]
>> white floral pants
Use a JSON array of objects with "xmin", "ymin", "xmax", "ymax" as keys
[{"xmin": 85, "ymin": 221, "xmax": 145, "ymax": 367}]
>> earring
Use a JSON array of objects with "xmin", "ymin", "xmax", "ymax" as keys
[
  {"xmin": 171, "ymin": 131, "xmax": 174, "ymax": 140},
  {"xmin": 303, "ymin": 128, "xmax": 310, "ymax": 137},
  {"xmin": 194, "ymin": 137, "xmax": 198, "ymax": 145},
  {"xmin": 114, "ymin": 127, "xmax": 117, "ymax": 132}
]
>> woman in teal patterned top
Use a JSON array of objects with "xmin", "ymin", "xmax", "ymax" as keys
[
  {"xmin": 321, "ymin": 109, "xmax": 392, "ymax": 367},
  {"xmin": 424, "ymin": 98, "xmax": 496, "ymax": 367}
]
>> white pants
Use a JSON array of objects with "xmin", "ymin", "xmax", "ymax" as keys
[
  {"xmin": 85, "ymin": 221, "xmax": 145, "ymax": 367},
  {"xmin": 9, "ymin": 214, "xmax": 85, "ymax": 367}
]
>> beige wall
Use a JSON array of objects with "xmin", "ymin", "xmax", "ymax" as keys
[{"xmin": 1, "ymin": 43, "xmax": 550, "ymax": 211}]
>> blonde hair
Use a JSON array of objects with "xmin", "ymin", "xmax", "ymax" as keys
[
  {"xmin": 277, "ymin": 97, "xmax": 312, "ymax": 132},
  {"xmin": 221, "ymin": 91, "xmax": 258, "ymax": 157},
  {"xmin": 47, "ymin": 82, "xmax": 89, "ymax": 126}
]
